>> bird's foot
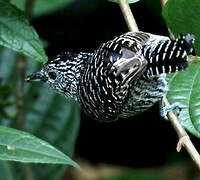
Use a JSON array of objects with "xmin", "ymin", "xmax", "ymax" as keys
[{"xmin": 160, "ymin": 101, "xmax": 181, "ymax": 120}]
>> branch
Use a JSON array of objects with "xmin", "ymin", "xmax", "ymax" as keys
[
  {"xmin": 160, "ymin": 0, "xmax": 167, "ymax": 6},
  {"xmin": 118, "ymin": 0, "xmax": 200, "ymax": 170},
  {"xmin": 25, "ymin": 0, "xmax": 34, "ymax": 20},
  {"xmin": 16, "ymin": 54, "xmax": 25, "ymax": 130},
  {"xmin": 15, "ymin": 0, "xmax": 35, "ymax": 180},
  {"xmin": 118, "ymin": 0, "xmax": 139, "ymax": 32}
]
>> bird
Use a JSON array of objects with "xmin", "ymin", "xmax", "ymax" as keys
[{"xmin": 25, "ymin": 32, "xmax": 195, "ymax": 122}]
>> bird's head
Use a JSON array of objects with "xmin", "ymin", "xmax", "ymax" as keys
[{"xmin": 25, "ymin": 53, "xmax": 79, "ymax": 99}]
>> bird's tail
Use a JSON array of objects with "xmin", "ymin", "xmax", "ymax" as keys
[{"xmin": 144, "ymin": 34, "xmax": 195, "ymax": 77}]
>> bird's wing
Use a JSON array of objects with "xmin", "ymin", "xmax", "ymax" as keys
[
  {"xmin": 96, "ymin": 32, "xmax": 150, "ymax": 95},
  {"xmin": 77, "ymin": 32, "xmax": 151, "ymax": 122}
]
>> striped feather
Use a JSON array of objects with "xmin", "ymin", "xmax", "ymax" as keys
[{"xmin": 143, "ymin": 34, "xmax": 195, "ymax": 77}]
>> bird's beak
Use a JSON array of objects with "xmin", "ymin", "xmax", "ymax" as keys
[{"xmin": 25, "ymin": 71, "xmax": 47, "ymax": 82}]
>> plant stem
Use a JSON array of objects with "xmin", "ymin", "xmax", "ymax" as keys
[
  {"xmin": 16, "ymin": 0, "xmax": 35, "ymax": 180},
  {"xmin": 25, "ymin": 0, "xmax": 35, "ymax": 20},
  {"xmin": 16, "ymin": 54, "xmax": 25, "ymax": 130},
  {"xmin": 160, "ymin": 0, "xmax": 167, "ymax": 6},
  {"xmin": 118, "ymin": 0, "xmax": 139, "ymax": 32},
  {"xmin": 163, "ymin": 97, "xmax": 200, "ymax": 167},
  {"xmin": 118, "ymin": 0, "xmax": 200, "ymax": 170}
]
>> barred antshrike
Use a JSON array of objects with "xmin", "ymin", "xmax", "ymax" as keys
[{"xmin": 26, "ymin": 32, "xmax": 195, "ymax": 122}]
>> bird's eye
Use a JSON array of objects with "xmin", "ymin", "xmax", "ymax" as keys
[{"xmin": 48, "ymin": 72, "xmax": 57, "ymax": 80}]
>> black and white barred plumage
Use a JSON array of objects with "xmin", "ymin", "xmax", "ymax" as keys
[{"xmin": 26, "ymin": 32, "xmax": 195, "ymax": 122}]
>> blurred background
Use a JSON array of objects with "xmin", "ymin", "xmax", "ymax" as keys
[{"xmin": 1, "ymin": 0, "xmax": 200, "ymax": 179}]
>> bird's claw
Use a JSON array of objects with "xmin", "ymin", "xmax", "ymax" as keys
[{"xmin": 160, "ymin": 101, "xmax": 181, "ymax": 120}]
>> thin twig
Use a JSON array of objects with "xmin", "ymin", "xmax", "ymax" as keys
[
  {"xmin": 160, "ymin": 0, "xmax": 167, "ymax": 6},
  {"xmin": 25, "ymin": 0, "xmax": 35, "ymax": 20},
  {"xmin": 118, "ymin": 0, "xmax": 200, "ymax": 170},
  {"xmin": 118, "ymin": 0, "xmax": 139, "ymax": 32},
  {"xmin": 16, "ymin": 0, "xmax": 35, "ymax": 180},
  {"xmin": 16, "ymin": 54, "xmax": 26, "ymax": 130}
]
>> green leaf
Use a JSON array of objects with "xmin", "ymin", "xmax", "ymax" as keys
[
  {"xmin": 0, "ymin": 0, "xmax": 48, "ymax": 62},
  {"xmin": 0, "ymin": 126, "xmax": 79, "ymax": 168},
  {"xmin": 108, "ymin": 0, "xmax": 140, "ymax": 4},
  {"xmin": 11, "ymin": 0, "xmax": 77, "ymax": 17},
  {"xmin": 166, "ymin": 61, "xmax": 200, "ymax": 138},
  {"xmin": 162, "ymin": 0, "xmax": 200, "ymax": 55}
]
